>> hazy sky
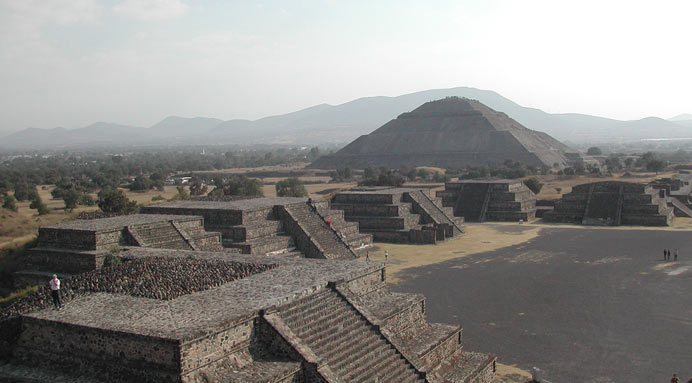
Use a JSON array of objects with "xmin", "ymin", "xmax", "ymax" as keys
[{"xmin": 1, "ymin": 0, "xmax": 690, "ymax": 134}]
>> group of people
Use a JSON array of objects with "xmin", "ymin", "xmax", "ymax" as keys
[{"xmin": 663, "ymin": 248, "xmax": 679, "ymax": 261}]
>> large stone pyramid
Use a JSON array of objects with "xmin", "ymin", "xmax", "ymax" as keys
[{"xmin": 309, "ymin": 97, "xmax": 577, "ymax": 169}]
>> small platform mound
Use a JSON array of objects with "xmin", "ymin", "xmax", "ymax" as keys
[
  {"xmin": 436, "ymin": 179, "xmax": 537, "ymax": 222},
  {"xmin": 331, "ymin": 187, "xmax": 464, "ymax": 244},
  {"xmin": 543, "ymin": 181, "xmax": 673, "ymax": 226}
]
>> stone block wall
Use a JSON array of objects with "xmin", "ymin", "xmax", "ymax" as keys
[
  {"xmin": 344, "ymin": 267, "xmax": 386, "ymax": 296},
  {"xmin": 180, "ymin": 316, "xmax": 255, "ymax": 373},
  {"xmin": 37, "ymin": 228, "xmax": 98, "ymax": 250},
  {"xmin": 15, "ymin": 317, "xmax": 181, "ymax": 382},
  {"xmin": 22, "ymin": 249, "xmax": 104, "ymax": 274},
  {"xmin": 419, "ymin": 330, "xmax": 463, "ymax": 372}
]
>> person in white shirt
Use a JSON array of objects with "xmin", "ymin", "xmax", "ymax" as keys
[{"xmin": 49, "ymin": 274, "xmax": 62, "ymax": 310}]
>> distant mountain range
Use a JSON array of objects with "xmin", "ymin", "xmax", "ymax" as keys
[{"xmin": 1, "ymin": 87, "xmax": 691, "ymax": 149}]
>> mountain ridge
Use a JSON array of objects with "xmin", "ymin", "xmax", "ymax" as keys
[{"xmin": 1, "ymin": 87, "xmax": 691, "ymax": 149}]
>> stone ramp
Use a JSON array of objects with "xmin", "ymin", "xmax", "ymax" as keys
[
  {"xmin": 271, "ymin": 287, "xmax": 425, "ymax": 383},
  {"xmin": 405, "ymin": 190, "xmax": 463, "ymax": 235},
  {"xmin": 280, "ymin": 203, "xmax": 357, "ymax": 259},
  {"xmin": 127, "ymin": 221, "xmax": 193, "ymax": 250},
  {"xmin": 669, "ymin": 197, "xmax": 692, "ymax": 218}
]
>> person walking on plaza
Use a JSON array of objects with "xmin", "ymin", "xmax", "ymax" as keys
[
  {"xmin": 49, "ymin": 274, "xmax": 62, "ymax": 310},
  {"xmin": 671, "ymin": 373, "xmax": 680, "ymax": 383},
  {"xmin": 674, "ymin": 249, "xmax": 678, "ymax": 261},
  {"xmin": 384, "ymin": 250, "xmax": 389, "ymax": 262},
  {"xmin": 366, "ymin": 251, "xmax": 370, "ymax": 262},
  {"xmin": 664, "ymin": 249, "xmax": 667, "ymax": 260}
]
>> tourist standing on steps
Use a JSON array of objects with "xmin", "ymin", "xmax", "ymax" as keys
[{"xmin": 49, "ymin": 274, "xmax": 62, "ymax": 310}]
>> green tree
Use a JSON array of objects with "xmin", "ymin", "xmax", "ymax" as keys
[
  {"xmin": 2, "ymin": 195, "xmax": 18, "ymax": 212},
  {"xmin": 13, "ymin": 183, "xmax": 29, "ymax": 201},
  {"xmin": 189, "ymin": 177, "xmax": 208, "ymax": 196},
  {"xmin": 276, "ymin": 178, "xmax": 308, "ymax": 197},
  {"xmin": 604, "ymin": 154, "xmax": 622, "ymax": 172},
  {"xmin": 586, "ymin": 147, "xmax": 602, "ymax": 155},
  {"xmin": 62, "ymin": 188, "xmax": 80, "ymax": 210},
  {"xmin": 523, "ymin": 177, "xmax": 543, "ymax": 194},
  {"xmin": 97, "ymin": 187, "xmax": 138, "ymax": 214},
  {"xmin": 224, "ymin": 176, "xmax": 264, "ymax": 197},
  {"xmin": 175, "ymin": 186, "xmax": 190, "ymax": 200},
  {"xmin": 29, "ymin": 195, "xmax": 49, "ymax": 215},
  {"xmin": 646, "ymin": 159, "xmax": 665, "ymax": 173},
  {"xmin": 130, "ymin": 175, "xmax": 152, "ymax": 191}
]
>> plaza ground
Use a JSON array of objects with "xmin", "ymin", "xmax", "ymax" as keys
[{"xmin": 367, "ymin": 222, "xmax": 692, "ymax": 382}]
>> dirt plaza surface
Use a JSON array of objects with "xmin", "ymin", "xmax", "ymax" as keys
[{"xmin": 394, "ymin": 226, "xmax": 692, "ymax": 382}]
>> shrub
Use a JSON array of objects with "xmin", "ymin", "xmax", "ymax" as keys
[
  {"xmin": 2, "ymin": 195, "xmax": 18, "ymax": 212},
  {"xmin": 97, "ymin": 187, "xmax": 138, "ymax": 214},
  {"xmin": 523, "ymin": 177, "xmax": 543, "ymax": 194},
  {"xmin": 276, "ymin": 178, "xmax": 308, "ymax": 197}
]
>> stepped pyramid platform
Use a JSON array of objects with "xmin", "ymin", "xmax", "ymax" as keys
[
  {"xmin": 543, "ymin": 181, "xmax": 673, "ymax": 226},
  {"xmin": 436, "ymin": 179, "xmax": 537, "ymax": 222},
  {"xmin": 331, "ymin": 187, "xmax": 464, "ymax": 244},
  {"xmin": 15, "ymin": 214, "xmax": 222, "ymax": 288},
  {"xmin": 310, "ymin": 96, "xmax": 577, "ymax": 169},
  {"xmin": 1, "ymin": 248, "xmax": 496, "ymax": 383},
  {"xmin": 649, "ymin": 173, "xmax": 692, "ymax": 217},
  {"xmin": 141, "ymin": 198, "xmax": 372, "ymax": 259}
]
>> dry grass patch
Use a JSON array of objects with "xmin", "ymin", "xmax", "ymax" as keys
[
  {"xmin": 367, "ymin": 224, "xmax": 543, "ymax": 284},
  {"xmin": 493, "ymin": 363, "xmax": 532, "ymax": 383}
]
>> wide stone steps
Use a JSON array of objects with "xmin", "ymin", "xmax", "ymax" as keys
[
  {"xmin": 129, "ymin": 223, "xmax": 192, "ymax": 250},
  {"xmin": 284, "ymin": 204, "xmax": 355, "ymax": 259},
  {"xmin": 277, "ymin": 288, "xmax": 423, "ymax": 383},
  {"xmin": 407, "ymin": 191, "xmax": 461, "ymax": 234}
]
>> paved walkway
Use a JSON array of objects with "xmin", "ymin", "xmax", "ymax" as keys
[{"xmin": 394, "ymin": 227, "xmax": 692, "ymax": 382}]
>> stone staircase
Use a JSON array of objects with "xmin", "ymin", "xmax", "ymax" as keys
[
  {"xmin": 127, "ymin": 222, "xmax": 193, "ymax": 250},
  {"xmin": 274, "ymin": 287, "xmax": 426, "ymax": 383},
  {"xmin": 405, "ymin": 190, "xmax": 463, "ymax": 235},
  {"xmin": 317, "ymin": 206, "xmax": 373, "ymax": 250},
  {"xmin": 669, "ymin": 197, "xmax": 692, "ymax": 218},
  {"xmin": 281, "ymin": 203, "xmax": 358, "ymax": 259}
]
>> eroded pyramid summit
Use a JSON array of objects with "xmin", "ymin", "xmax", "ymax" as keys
[{"xmin": 309, "ymin": 97, "xmax": 577, "ymax": 169}]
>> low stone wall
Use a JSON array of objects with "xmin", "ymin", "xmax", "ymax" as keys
[
  {"xmin": 23, "ymin": 248, "xmax": 105, "ymax": 274},
  {"xmin": 180, "ymin": 317, "xmax": 255, "ymax": 373},
  {"xmin": 409, "ymin": 228, "xmax": 437, "ymax": 244},
  {"xmin": 36, "ymin": 228, "xmax": 97, "ymax": 250},
  {"xmin": 345, "ymin": 267, "xmax": 385, "ymax": 296},
  {"xmin": 330, "ymin": 203, "xmax": 401, "ymax": 217},
  {"xmin": 419, "ymin": 329, "xmax": 462, "ymax": 371},
  {"xmin": 333, "ymin": 193, "xmax": 396, "ymax": 205},
  {"xmin": 382, "ymin": 299, "xmax": 425, "ymax": 332},
  {"xmin": 15, "ymin": 317, "xmax": 181, "ymax": 382}
]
